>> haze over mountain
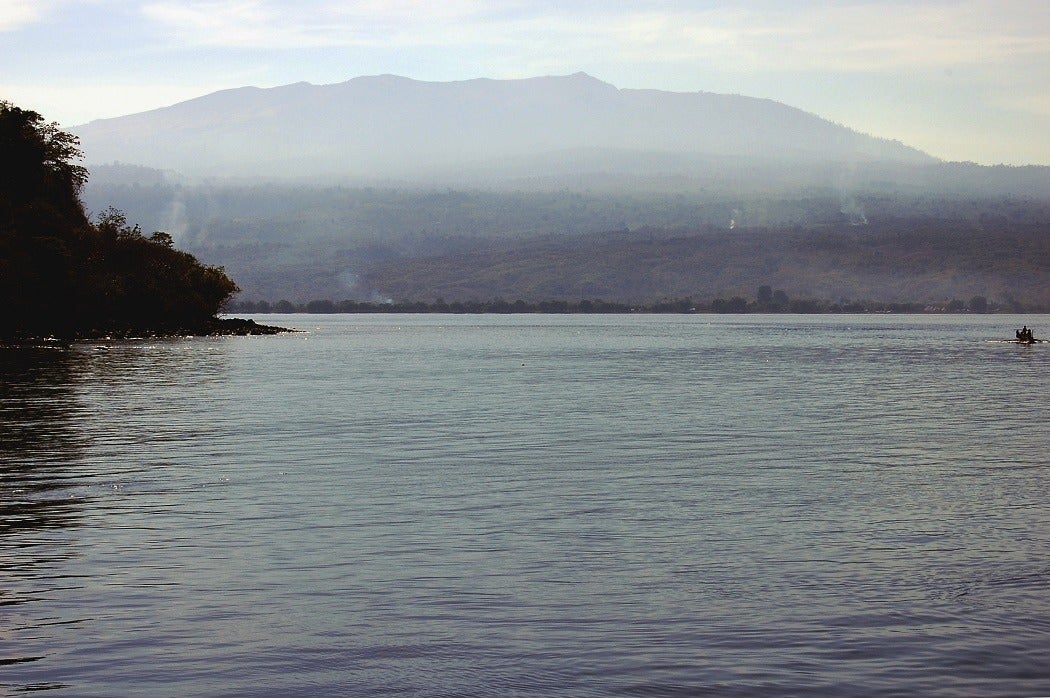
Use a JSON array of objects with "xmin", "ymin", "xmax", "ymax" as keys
[
  {"xmin": 72, "ymin": 73, "xmax": 935, "ymax": 183},
  {"xmin": 70, "ymin": 73, "xmax": 1048, "ymax": 309}
]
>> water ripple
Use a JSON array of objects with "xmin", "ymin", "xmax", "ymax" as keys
[{"xmin": 1, "ymin": 315, "xmax": 1048, "ymax": 696}]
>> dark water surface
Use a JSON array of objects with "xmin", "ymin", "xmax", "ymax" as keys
[{"xmin": 2, "ymin": 314, "xmax": 1048, "ymax": 696}]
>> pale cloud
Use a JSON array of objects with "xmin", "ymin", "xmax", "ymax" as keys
[
  {"xmin": 136, "ymin": 0, "xmax": 1048, "ymax": 74},
  {"xmin": 593, "ymin": 2, "xmax": 1048, "ymax": 73},
  {"xmin": 995, "ymin": 92, "xmax": 1050, "ymax": 117},
  {"xmin": 783, "ymin": 2, "xmax": 1046, "ymax": 71},
  {"xmin": 0, "ymin": 0, "xmax": 50, "ymax": 31},
  {"xmin": 0, "ymin": 82, "xmax": 233, "ymax": 125},
  {"xmin": 141, "ymin": 1, "xmax": 293, "ymax": 47},
  {"xmin": 140, "ymin": 0, "xmax": 507, "ymax": 49}
]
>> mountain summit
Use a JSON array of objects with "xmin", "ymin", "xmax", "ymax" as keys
[{"xmin": 72, "ymin": 73, "xmax": 934, "ymax": 181}]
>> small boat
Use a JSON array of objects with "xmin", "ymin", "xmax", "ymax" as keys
[{"xmin": 1013, "ymin": 327, "xmax": 1039, "ymax": 344}]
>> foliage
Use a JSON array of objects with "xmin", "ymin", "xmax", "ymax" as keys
[
  {"xmin": 345, "ymin": 219, "xmax": 1048, "ymax": 310},
  {"xmin": 80, "ymin": 172, "xmax": 1050, "ymax": 307},
  {"xmin": 226, "ymin": 293, "xmax": 1004, "ymax": 315},
  {"xmin": 0, "ymin": 102, "xmax": 238, "ymax": 339}
]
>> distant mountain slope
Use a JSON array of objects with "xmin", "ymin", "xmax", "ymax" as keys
[
  {"xmin": 77, "ymin": 170, "xmax": 1050, "ymax": 306},
  {"xmin": 358, "ymin": 221, "xmax": 1049, "ymax": 309},
  {"xmin": 71, "ymin": 73, "xmax": 934, "ymax": 181}
]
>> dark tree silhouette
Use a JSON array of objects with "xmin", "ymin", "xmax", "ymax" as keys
[{"xmin": 0, "ymin": 101, "xmax": 239, "ymax": 339}]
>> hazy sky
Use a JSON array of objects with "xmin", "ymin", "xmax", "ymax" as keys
[{"xmin": 2, "ymin": 0, "xmax": 1047, "ymax": 165}]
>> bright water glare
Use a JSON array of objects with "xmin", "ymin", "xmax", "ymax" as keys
[{"xmin": 2, "ymin": 314, "xmax": 1048, "ymax": 696}]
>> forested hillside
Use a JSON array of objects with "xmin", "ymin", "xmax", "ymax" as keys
[
  {"xmin": 80, "ymin": 170, "xmax": 1050, "ymax": 310},
  {"xmin": 353, "ymin": 219, "xmax": 1048, "ymax": 310},
  {"xmin": 0, "ymin": 103, "xmax": 242, "ymax": 339},
  {"xmin": 65, "ymin": 72, "xmax": 1048, "ymax": 314}
]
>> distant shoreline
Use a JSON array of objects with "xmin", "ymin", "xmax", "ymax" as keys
[{"xmin": 226, "ymin": 299, "xmax": 1045, "ymax": 315}]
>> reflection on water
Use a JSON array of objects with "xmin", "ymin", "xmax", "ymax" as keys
[
  {"xmin": 0, "ymin": 340, "xmax": 233, "ymax": 690},
  {"xmin": 0, "ymin": 318, "xmax": 1048, "ymax": 696},
  {"xmin": 1, "ymin": 346, "xmax": 91, "ymax": 687},
  {"xmin": 0, "ymin": 346, "xmax": 91, "ymax": 535}
]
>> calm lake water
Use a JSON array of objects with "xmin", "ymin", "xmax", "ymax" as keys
[{"xmin": 2, "ymin": 314, "xmax": 1048, "ymax": 696}]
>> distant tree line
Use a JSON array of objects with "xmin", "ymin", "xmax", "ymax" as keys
[
  {"xmin": 227, "ymin": 289, "xmax": 1007, "ymax": 315},
  {"xmin": 0, "ymin": 101, "xmax": 242, "ymax": 339},
  {"xmin": 84, "ymin": 166, "xmax": 1050, "ymax": 307}
]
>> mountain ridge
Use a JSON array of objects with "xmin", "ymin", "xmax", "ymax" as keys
[{"xmin": 71, "ymin": 73, "xmax": 935, "ymax": 181}]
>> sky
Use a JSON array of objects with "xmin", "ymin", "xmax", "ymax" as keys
[{"xmin": 1, "ymin": 0, "xmax": 1047, "ymax": 165}]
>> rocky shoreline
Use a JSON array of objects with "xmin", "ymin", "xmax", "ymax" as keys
[
  {"xmin": 0, "ymin": 317, "xmax": 295, "ymax": 344},
  {"xmin": 205, "ymin": 317, "xmax": 295, "ymax": 336}
]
